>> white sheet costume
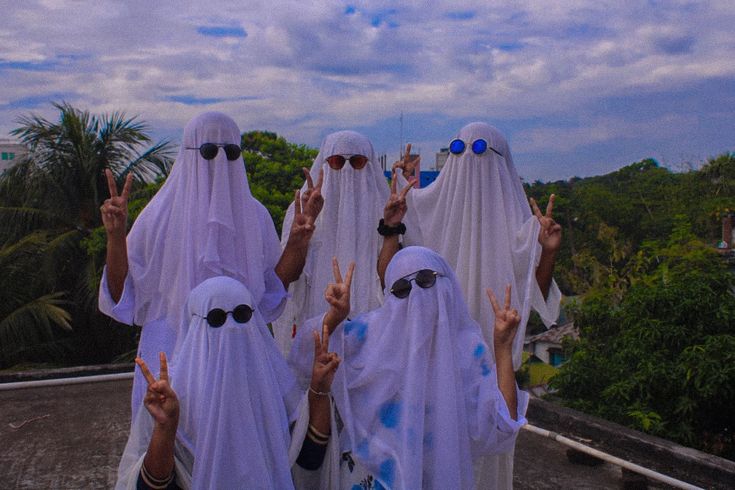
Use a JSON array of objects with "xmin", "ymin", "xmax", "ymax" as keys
[
  {"xmin": 289, "ymin": 246, "xmax": 527, "ymax": 489},
  {"xmin": 274, "ymin": 131, "xmax": 390, "ymax": 355},
  {"xmin": 116, "ymin": 276, "xmax": 306, "ymax": 489},
  {"xmin": 99, "ymin": 112, "xmax": 287, "ymax": 418},
  {"xmin": 400, "ymin": 122, "xmax": 561, "ymax": 489}
]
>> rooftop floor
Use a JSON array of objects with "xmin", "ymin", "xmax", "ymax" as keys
[{"xmin": 0, "ymin": 377, "xmax": 666, "ymax": 489}]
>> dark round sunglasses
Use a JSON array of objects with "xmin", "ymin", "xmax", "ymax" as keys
[
  {"xmin": 326, "ymin": 154, "xmax": 369, "ymax": 170},
  {"xmin": 194, "ymin": 304, "xmax": 254, "ymax": 328},
  {"xmin": 390, "ymin": 269, "xmax": 441, "ymax": 299},
  {"xmin": 448, "ymin": 138, "xmax": 503, "ymax": 157},
  {"xmin": 186, "ymin": 143, "xmax": 242, "ymax": 161}
]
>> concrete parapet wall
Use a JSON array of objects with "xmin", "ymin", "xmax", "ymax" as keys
[{"xmin": 527, "ymin": 397, "xmax": 735, "ymax": 489}]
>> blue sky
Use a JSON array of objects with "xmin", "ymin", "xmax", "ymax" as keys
[{"xmin": 1, "ymin": 1, "xmax": 733, "ymax": 181}]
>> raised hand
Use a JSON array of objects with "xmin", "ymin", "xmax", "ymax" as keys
[
  {"xmin": 287, "ymin": 189, "xmax": 316, "ymax": 247},
  {"xmin": 486, "ymin": 285, "xmax": 521, "ymax": 351},
  {"xmin": 310, "ymin": 323, "xmax": 341, "ymax": 395},
  {"xmin": 530, "ymin": 194, "xmax": 562, "ymax": 253},
  {"xmin": 391, "ymin": 143, "xmax": 420, "ymax": 177},
  {"xmin": 383, "ymin": 170, "xmax": 417, "ymax": 227},
  {"xmin": 301, "ymin": 167, "xmax": 324, "ymax": 221},
  {"xmin": 101, "ymin": 169, "xmax": 133, "ymax": 239},
  {"xmin": 323, "ymin": 257, "xmax": 355, "ymax": 334},
  {"xmin": 137, "ymin": 352, "xmax": 179, "ymax": 430}
]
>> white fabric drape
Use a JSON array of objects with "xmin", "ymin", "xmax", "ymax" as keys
[
  {"xmin": 274, "ymin": 131, "xmax": 390, "ymax": 355},
  {"xmin": 99, "ymin": 111, "xmax": 286, "ymax": 417},
  {"xmin": 116, "ymin": 276, "xmax": 302, "ymax": 489},
  {"xmin": 290, "ymin": 247, "xmax": 526, "ymax": 489},
  {"xmin": 403, "ymin": 122, "xmax": 560, "ymax": 369}
]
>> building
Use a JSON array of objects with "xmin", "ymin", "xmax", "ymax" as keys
[
  {"xmin": 0, "ymin": 138, "xmax": 27, "ymax": 173},
  {"xmin": 524, "ymin": 322, "xmax": 579, "ymax": 367},
  {"xmin": 435, "ymin": 147, "xmax": 449, "ymax": 171}
]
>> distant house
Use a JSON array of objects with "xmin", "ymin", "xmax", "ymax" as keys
[
  {"xmin": 0, "ymin": 138, "xmax": 27, "ymax": 173},
  {"xmin": 524, "ymin": 322, "xmax": 579, "ymax": 367}
]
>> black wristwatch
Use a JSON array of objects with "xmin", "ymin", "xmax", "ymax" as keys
[{"xmin": 378, "ymin": 218, "xmax": 406, "ymax": 236}]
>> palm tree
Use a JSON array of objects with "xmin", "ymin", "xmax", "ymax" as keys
[{"xmin": 0, "ymin": 102, "xmax": 175, "ymax": 368}]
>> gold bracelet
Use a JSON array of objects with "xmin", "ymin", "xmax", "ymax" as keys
[{"xmin": 309, "ymin": 386, "xmax": 329, "ymax": 397}]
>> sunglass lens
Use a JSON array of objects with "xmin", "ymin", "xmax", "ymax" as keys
[
  {"xmin": 391, "ymin": 278, "xmax": 412, "ymax": 298},
  {"xmin": 449, "ymin": 139, "xmax": 465, "ymax": 155},
  {"xmin": 472, "ymin": 139, "xmax": 488, "ymax": 155},
  {"xmin": 224, "ymin": 144, "xmax": 241, "ymax": 161},
  {"xmin": 232, "ymin": 304, "xmax": 253, "ymax": 323},
  {"xmin": 326, "ymin": 155, "xmax": 347, "ymax": 170},
  {"xmin": 349, "ymin": 155, "xmax": 369, "ymax": 169},
  {"xmin": 415, "ymin": 269, "xmax": 437, "ymax": 288},
  {"xmin": 199, "ymin": 143, "xmax": 219, "ymax": 160},
  {"xmin": 206, "ymin": 308, "xmax": 227, "ymax": 327}
]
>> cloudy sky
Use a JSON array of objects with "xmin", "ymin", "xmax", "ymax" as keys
[{"xmin": 1, "ymin": 1, "xmax": 733, "ymax": 181}]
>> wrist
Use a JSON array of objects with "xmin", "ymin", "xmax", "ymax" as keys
[{"xmin": 378, "ymin": 218, "xmax": 406, "ymax": 236}]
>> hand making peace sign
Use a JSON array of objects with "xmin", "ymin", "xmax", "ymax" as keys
[
  {"xmin": 391, "ymin": 143, "xmax": 420, "ymax": 177},
  {"xmin": 383, "ymin": 170, "xmax": 417, "ymax": 227},
  {"xmin": 301, "ymin": 167, "xmax": 324, "ymax": 222},
  {"xmin": 323, "ymin": 257, "xmax": 355, "ymax": 334},
  {"xmin": 530, "ymin": 194, "xmax": 562, "ymax": 254},
  {"xmin": 136, "ymin": 352, "xmax": 179, "ymax": 430},
  {"xmin": 288, "ymin": 188, "xmax": 316, "ymax": 247},
  {"xmin": 486, "ymin": 285, "xmax": 521, "ymax": 350},
  {"xmin": 101, "ymin": 169, "xmax": 133, "ymax": 240},
  {"xmin": 311, "ymin": 322, "xmax": 341, "ymax": 395}
]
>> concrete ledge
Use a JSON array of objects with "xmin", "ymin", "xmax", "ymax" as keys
[
  {"xmin": 527, "ymin": 397, "xmax": 735, "ymax": 489},
  {"xmin": 0, "ymin": 363, "xmax": 134, "ymax": 383}
]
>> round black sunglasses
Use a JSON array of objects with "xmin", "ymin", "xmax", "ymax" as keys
[
  {"xmin": 194, "ymin": 304, "xmax": 254, "ymax": 327},
  {"xmin": 186, "ymin": 143, "xmax": 242, "ymax": 161},
  {"xmin": 390, "ymin": 269, "xmax": 441, "ymax": 298}
]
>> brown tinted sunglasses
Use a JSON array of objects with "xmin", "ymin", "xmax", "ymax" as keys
[{"xmin": 326, "ymin": 154, "xmax": 369, "ymax": 170}]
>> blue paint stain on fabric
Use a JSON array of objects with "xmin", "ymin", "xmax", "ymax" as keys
[
  {"xmin": 481, "ymin": 360, "xmax": 491, "ymax": 377},
  {"xmin": 474, "ymin": 343, "xmax": 485, "ymax": 358},
  {"xmin": 379, "ymin": 400, "xmax": 401, "ymax": 428},
  {"xmin": 344, "ymin": 320, "xmax": 368, "ymax": 341},
  {"xmin": 379, "ymin": 458, "xmax": 396, "ymax": 488},
  {"xmin": 351, "ymin": 485, "xmax": 362, "ymax": 490},
  {"xmin": 345, "ymin": 5, "xmax": 356, "ymax": 15}
]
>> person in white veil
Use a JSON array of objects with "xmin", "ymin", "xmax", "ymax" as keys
[
  {"xmin": 381, "ymin": 122, "xmax": 561, "ymax": 489},
  {"xmin": 274, "ymin": 130, "xmax": 414, "ymax": 355},
  {"xmin": 116, "ymin": 276, "xmax": 342, "ymax": 489},
  {"xmin": 289, "ymin": 246, "xmax": 527, "ymax": 489},
  {"xmin": 99, "ymin": 112, "xmax": 320, "ymax": 418}
]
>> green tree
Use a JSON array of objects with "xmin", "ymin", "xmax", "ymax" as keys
[
  {"xmin": 0, "ymin": 102, "xmax": 174, "ymax": 368},
  {"xmin": 241, "ymin": 130, "xmax": 318, "ymax": 233},
  {"xmin": 551, "ymin": 217, "xmax": 735, "ymax": 459}
]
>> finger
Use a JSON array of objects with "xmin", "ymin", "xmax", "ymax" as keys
[
  {"xmin": 545, "ymin": 194, "xmax": 555, "ymax": 217},
  {"xmin": 504, "ymin": 284, "xmax": 512, "ymax": 311},
  {"xmin": 302, "ymin": 167, "xmax": 314, "ymax": 189},
  {"xmin": 294, "ymin": 190, "xmax": 302, "ymax": 215},
  {"xmin": 135, "ymin": 357, "xmax": 156, "ymax": 386},
  {"xmin": 159, "ymin": 352, "xmax": 168, "ymax": 382},
  {"xmin": 332, "ymin": 256, "xmax": 343, "ymax": 283},
  {"xmin": 121, "ymin": 173, "xmax": 134, "ymax": 201},
  {"xmin": 322, "ymin": 323, "xmax": 330, "ymax": 353},
  {"xmin": 529, "ymin": 197, "xmax": 543, "ymax": 219},
  {"xmin": 399, "ymin": 180, "xmax": 415, "ymax": 199},
  {"xmin": 324, "ymin": 356, "xmax": 340, "ymax": 373},
  {"xmin": 391, "ymin": 170, "xmax": 397, "ymax": 194},
  {"xmin": 105, "ymin": 169, "xmax": 118, "ymax": 198},
  {"xmin": 315, "ymin": 168, "xmax": 324, "ymax": 191},
  {"xmin": 344, "ymin": 261, "xmax": 355, "ymax": 289},
  {"xmin": 404, "ymin": 143, "xmax": 412, "ymax": 162},
  {"xmin": 485, "ymin": 288, "xmax": 501, "ymax": 315},
  {"xmin": 313, "ymin": 330, "xmax": 321, "ymax": 359}
]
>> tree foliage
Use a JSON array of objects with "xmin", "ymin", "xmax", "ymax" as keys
[
  {"xmin": 241, "ymin": 130, "xmax": 317, "ymax": 233},
  {"xmin": 0, "ymin": 103, "xmax": 174, "ymax": 368},
  {"xmin": 551, "ymin": 218, "xmax": 735, "ymax": 459}
]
